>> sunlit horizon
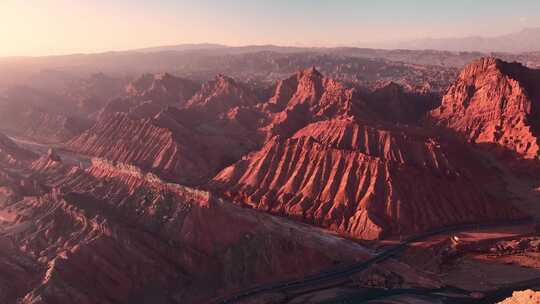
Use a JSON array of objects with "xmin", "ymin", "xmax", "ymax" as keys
[{"xmin": 2, "ymin": 0, "xmax": 540, "ymax": 57}]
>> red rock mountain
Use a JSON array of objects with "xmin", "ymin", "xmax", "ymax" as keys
[
  {"xmin": 0, "ymin": 146, "xmax": 390, "ymax": 303},
  {"xmin": 429, "ymin": 57, "xmax": 540, "ymax": 159},
  {"xmin": 211, "ymin": 118, "xmax": 521, "ymax": 239},
  {"xmin": 185, "ymin": 74, "xmax": 259, "ymax": 112},
  {"xmin": 67, "ymin": 75, "xmax": 265, "ymax": 185},
  {"xmin": 68, "ymin": 67, "xmax": 524, "ymax": 239},
  {"xmin": 98, "ymin": 73, "xmax": 200, "ymax": 120},
  {"xmin": 126, "ymin": 73, "xmax": 200, "ymax": 106},
  {"xmin": 265, "ymin": 67, "xmax": 364, "ymax": 138}
]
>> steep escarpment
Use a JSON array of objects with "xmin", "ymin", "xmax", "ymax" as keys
[
  {"xmin": 67, "ymin": 112, "xmax": 213, "ymax": 185},
  {"xmin": 429, "ymin": 57, "xmax": 540, "ymax": 159},
  {"xmin": 211, "ymin": 119, "xmax": 522, "ymax": 239}
]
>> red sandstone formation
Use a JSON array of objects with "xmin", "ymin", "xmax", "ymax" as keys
[
  {"xmin": 499, "ymin": 290, "xmax": 540, "ymax": 304},
  {"xmin": 185, "ymin": 74, "xmax": 259, "ymax": 112},
  {"xmin": 126, "ymin": 73, "xmax": 200, "ymax": 107},
  {"xmin": 429, "ymin": 57, "xmax": 540, "ymax": 159},
  {"xmin": 265, "ymin": 67, "xmax": 365, "ymax": 138},
  {"xmin": 68, "ymin": 75, "xmax": 265, "ymax": 185},
  {"xmin": 207, "ymin": 67, "xmax": 524, "ymax": 239},
  {"xmin": 67, "ymin": 112, "xmax": 212, "ymax": 185},
  {"xmin": 97, "ymin": 73, "xmax": 200, "ymax": 120},
  {"xmin": 30, "ymin": 148, "xmax": 64, "ymax": 173},
  {"xmin": 1, "ymin": 56, "xmax": 538, "ymax": 303},
  {"xmin": 70, "ymin": 67, "xmax": 525, "ymax": 239},
  {"xmin": 0, "ymin": 152, "xmax": 396, "ymax": 303},
  {"xmin": 211, "ymin": 118, "xmax": 522, "ymax": 239}
]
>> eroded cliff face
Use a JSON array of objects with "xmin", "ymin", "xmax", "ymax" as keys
[
  {"xmin": 265, "ymin": 67, "xmax": 364, "ymax": 138},
  {"xmin": 0, "ymin": 146, "xmax": 387, "ymax": 304},
  {"xmin": 68, "ymin": 66, "xmax": 525, "ymax": 240},
  {"xmin": 429, "ymin": 57, "xmax": 540, "ymax": 159},
  {"xmin": 211, "ymin": 119, "xmax": 521, "ymax": 239},
  {"xmin": 185, "ymin": 74, "xmax": 259, "ymax": 112},
  {"xmin": 96, "ymin": 73, "xmax": 201, "ymax": 121},
  {"xmin": 67, "ymin": 65, "xmax": 528, "ymax": 242},
  {"xmin": 66, "ymin": 112, "xmax": 213, "ymax": 185},
  {"xmin": 68, "ymin": 74, "xmax": 266, "ymax": 186}
]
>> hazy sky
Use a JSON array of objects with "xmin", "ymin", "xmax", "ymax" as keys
[{"xmin": 1, "ymin": 0, "xmax": 540, "ymax": 57}]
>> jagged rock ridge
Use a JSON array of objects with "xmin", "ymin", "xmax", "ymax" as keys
[
  {"xmin": 211, "ymin": 118, "xmax": 522, "ymax": 239},
  {"xmin": 429, "ymin": 57, "xmax": 540, "ymax": 159}
]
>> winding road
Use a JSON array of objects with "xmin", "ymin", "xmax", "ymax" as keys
[{"xmin": 208, "ymin": 219, "xmax": 536, "ymax": 304}]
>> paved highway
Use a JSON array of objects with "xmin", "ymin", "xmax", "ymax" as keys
[{"xmin": 208, "ymin": 219, "xmax": 535, "ymax": 304}]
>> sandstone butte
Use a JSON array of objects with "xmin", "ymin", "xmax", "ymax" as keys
[{"xmin": 429, "ymin": 57, "xmax": 540, "ymax": 159}]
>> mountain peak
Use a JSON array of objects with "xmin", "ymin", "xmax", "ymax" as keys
[
  {"xmin": 430, "ymin": 58, "xmax": 540, "ymax": 159},
  {"xmin": 299, "ymin": 66, "xmax": 323, "ymax": 79}
]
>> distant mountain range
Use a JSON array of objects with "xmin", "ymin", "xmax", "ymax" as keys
[
  {"xmin": 131, "ymin": 43, "xmax": 228, "ymax": 53},
  {"xmin": 383, "ymin": 27, "xmax": 540, "ymax": 53},
  {"xmin": 130, "ymin": 27, "xmax": 540, "ymax": 55}
]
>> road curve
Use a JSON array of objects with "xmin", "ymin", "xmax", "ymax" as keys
[{"xmin": 207, "ymin": 218, "xmax": 535, "ymax": 304}]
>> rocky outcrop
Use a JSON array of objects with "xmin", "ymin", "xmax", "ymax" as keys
[
  {"xmin": 265, "ymin": 67, "xmax": 365, "ymax": 138},
  {"xmin": 67, "ymin": 112, "xmax": 212, "ymax": 185},
  {"xmin": 211, "ymin": 119, "xmax": 523, "ymax": 239},
  {"xmin": 185, "ymin": 74, "xmax": 259, "ymax": 112},
  {"xmin": 96, "ymin": 73, "xmax": 200, "ymax": 121},
  {"xmin": 429, "ymin": 57, "xmax": 540, "ymax": 159},
  {"xmin": 499, "ymin": 290, "xmax": 540, "ymax": 304}
]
